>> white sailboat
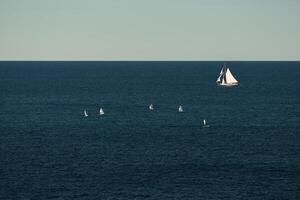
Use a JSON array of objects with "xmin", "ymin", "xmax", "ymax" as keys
[
  {"xmin": 203, "ymin": 119, "xmax": 210, "ymax": 128},
  {"xmin": 149, "ymin": 104, "xmax": 154, "ymax": 110},
  {"xmin": 84, "ymin": 110, "xmax": 88, "ymax": 117},
  {"xmin": 99, "ymin": 108, "xmax": 104, "ymax": 115},
  {"xmin": 178, "ymin": 105, "xmax": 183, "ymax": 112},
  {"xmin": 216, "ymin": 64, "xmax": 238, "ymax": 86}
]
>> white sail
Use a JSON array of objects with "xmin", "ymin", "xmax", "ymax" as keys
[
  {"xmin": 225, "ymin": 68, "xmax": 238, "ymax": 84},
  {"xmin": 216, "ymin": 67, "xmax": 225, "ymax": 83},
  {"xmin": 99, "ymin": 108, "xmax": 104, "ymax": 115},
  {"xmin": 203, "ymin": 119, "xmax": 210, "ymax": 127},
  {"xmin": 84, "ymin": 110, "xmax": 88, "ymax": 117},
  {"xmin": 178, "ymin": 106, "xmax": 183, "ymax": 112},
  {"xmin": 221, "ymin": 75, "xmax": 226, "ymax": 85},
  {"xmin": 149, "ymin": 104, "xmax": 154, "ymax": 110}
]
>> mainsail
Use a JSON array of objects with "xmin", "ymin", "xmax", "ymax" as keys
[{"xmin": 224, "ymin": 68, "xmax": 238, "ymax": 84}]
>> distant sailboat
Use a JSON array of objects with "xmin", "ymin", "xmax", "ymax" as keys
[
  {"xmin": 149, "ymin": 104, "xmax": 154, "ymax": 110},
  {"xmin": 203, "ymin": 119, "xmax": 210, "ymax": 128},
  {"xmin": 178, "ymin": 105, "xmax": 183, "ymax": 112},
  {"xmin": 216, "ymin": 64, "xmax": 238, "ymax": 86},
  {"xmin": 84, "ymin": 110, "xmax": 88, "ymax": 117},
  {"xmin": 99, "ymin": 108, "xmax": 104, "ymax": 115}
]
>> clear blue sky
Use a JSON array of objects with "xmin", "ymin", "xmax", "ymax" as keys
[{"xmin": 0, "ymin": 0, "xmax": 299, "ymax": 60}]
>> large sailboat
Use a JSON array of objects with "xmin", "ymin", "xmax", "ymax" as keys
[{"xmin": 216, "ymin": 64, "xmax": 238, "ymax": 86}]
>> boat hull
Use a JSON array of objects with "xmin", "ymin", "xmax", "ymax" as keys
[{"xmin": 218, "ymin": 83, "xmax": 238, "ymax": 87}]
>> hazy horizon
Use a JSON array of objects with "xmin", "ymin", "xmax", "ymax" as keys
[{"xmin": 1, "ymin": 0, "xmax": 300, "ymax": 61}]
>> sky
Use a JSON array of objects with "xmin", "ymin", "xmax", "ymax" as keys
[{"xmin": 0, "ymin": 0, "xmax": 299, "ymax": 60}]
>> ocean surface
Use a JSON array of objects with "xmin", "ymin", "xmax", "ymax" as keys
[{"xmin": 0, "ymin": 61, "xmax": 300, "ymax": 200}]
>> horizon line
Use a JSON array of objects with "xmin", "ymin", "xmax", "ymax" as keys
[{"xmin": 0, "ymin": 59, "xmax": 300, "ymax": 62}]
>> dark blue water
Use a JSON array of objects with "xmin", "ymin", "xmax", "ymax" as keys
[{"xmin": 1, "ymin": 61, "xmax": 300, "ymax": 199}]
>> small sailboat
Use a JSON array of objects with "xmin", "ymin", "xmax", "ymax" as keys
[
  {"xmin": 99, "ymin": 108, "xmax": 104, "ymax": 115},
  {"xmin": 203, "ymin": 119, "xmax": 210, "ymax": 128},
  {"xmin": 216, "ymin": 64, "xmax": 238, "ymax": 86},
  {"xmin": 84, "ymin": 110, "xmax": 88, "ymax": 117},
  {"xmin": 149, "ymin": 104, "xmax": 154, "ymax": 110},
  {"xmin": 178, "ymin": 105, "xmax": 183, "ymax": 112}
]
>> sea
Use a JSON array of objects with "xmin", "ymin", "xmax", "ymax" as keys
[{"xmin": 0, "ymin": 61, "xmax": 299, "ymax": 199}]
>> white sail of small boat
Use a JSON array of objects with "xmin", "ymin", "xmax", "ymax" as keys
[
  {"xmin": 84, "ymin": 110, "xmax": 88, "ymax": 117},
  {"xmin": 149, "ymin": 104, "xmax": 154, "ymax": 110},
  {"xmin": 99, "ymin": 108, "xmax": 104, "ymax": 115},
  {"xmin": 178, "ymin": 105, "xmax": 183, "ymax": 112},
  {"xmin": 216, "ymin": 64, "xmax": 238, "ymax": 86},
  {"xmin": 203, "ymin": 119, "xmax": 210, "ymax": 127}
]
